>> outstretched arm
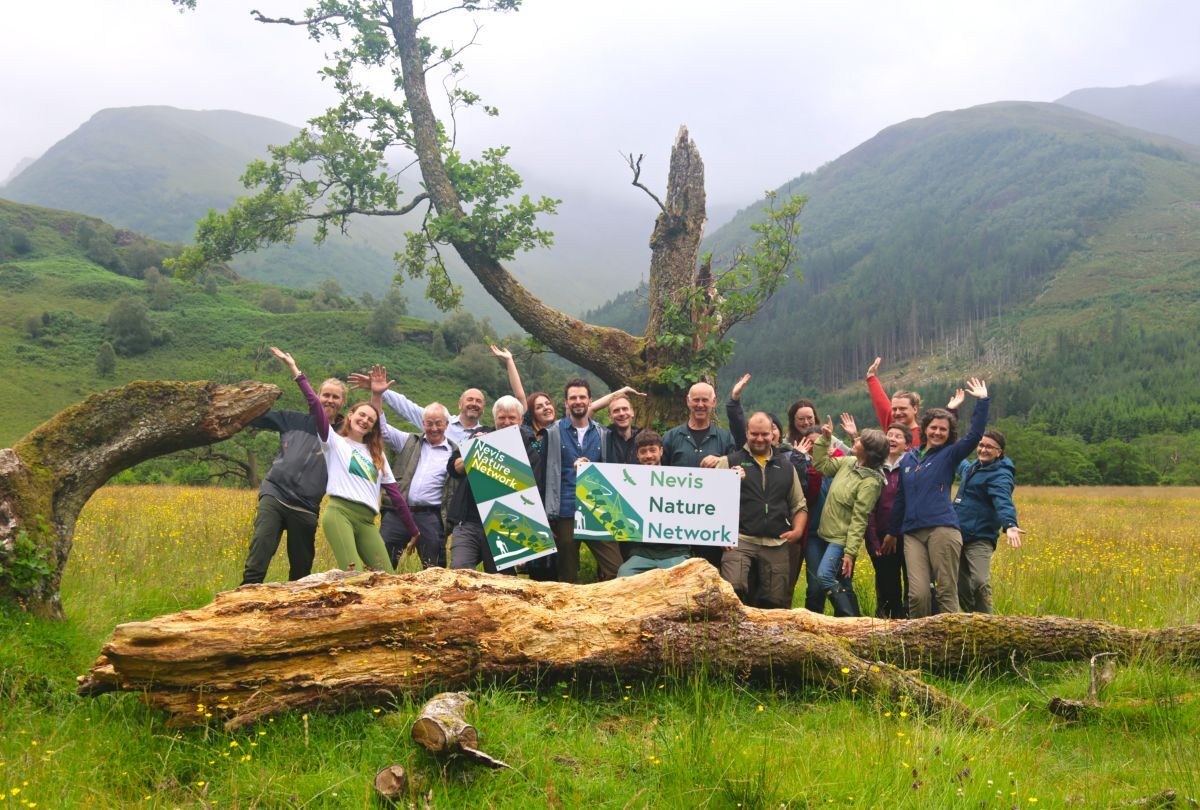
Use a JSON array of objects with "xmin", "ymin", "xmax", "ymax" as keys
[
  {"xmin": 349, "ymin": 369, "xmax": 425, "ymax": 427},
  {"xmin": 490, "ymin": 345, "xmax": 527, "ymax": 409},
  {"xmin": 866, "ymin": 357, "xmax": 892, "ymax": 429},
  {"xmin": 588, "ymin": 385, "xmax": 647, "ymax": 417},
  {"xmin": 272, "ymin": 346, "xmax": 329, "ymax": 441}
]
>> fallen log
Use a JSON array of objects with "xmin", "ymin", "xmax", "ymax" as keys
[
  {"xmin": 77, "ymin": 560, "xmax": 1200, "ymax": 730},
  {"xmin": 1, "ymin": 380, "xmax": 280, "ymax": 618}
]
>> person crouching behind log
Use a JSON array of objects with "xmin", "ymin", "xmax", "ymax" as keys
[
  {"xmin": 617, "ymin": 430, "xmax": 691, "ymax": 577},
  {"xmin": 806, "ymin": 418, "xmax": 888, "ymax": 617},
  {"xmin": 712, "ymin": 413, "xmax": 808, "ymax": 609},
  {"xmin": 269, "ymin": 347, "xmax": 419, "ymax": 574},
  {"xmin": 446, "ymin": 396, "xmax": 544, "ymax": 573},
  {"xmin": 882, "ymin": 378, "xmax": 991, "ymax": 618}
]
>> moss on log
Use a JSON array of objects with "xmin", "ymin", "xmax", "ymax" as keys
[{"xmin": 0, "ymin": 380, "xmax": 279, "ymax": 617}]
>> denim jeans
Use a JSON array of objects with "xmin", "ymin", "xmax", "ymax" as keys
[{"xmin": 804, "ymin": 535, "xmax": 858, "ymax": 615}]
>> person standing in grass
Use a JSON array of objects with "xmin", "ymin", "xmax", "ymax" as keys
[
  {"xmin": 270, "ymin": 347, "xmax": 419, "ymax": 573},
  {"xmin": 864, "ymin": 422, "xmax": 914, "ymax": 618},
  {"xmin": 806, "ymin": 418, "xmax": 888, "ymax": 617},
  {"xmin": 239, "ymin": 372, "xmax": 348, "ymax": 585},
  {"xmin": 954, "ymin": 429, "xmax": 1025, "ymax": 613},
  {"xmin": 864, "ymin": 355, "xmax": 965, "ymax": 447},
  {"xmin": 883, "ymin": 378, "xmax": 991, "ymax": 617},
  {"xmin": 616, "ymin": 430, "xmax": 692, "ymax": 577}
]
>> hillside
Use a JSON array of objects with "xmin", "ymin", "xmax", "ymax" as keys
[
  {"xmin": 1058, "ymin": 79, "xmax": 1200, "ymax": 147},
  {"xmin": 586, "ymin": 101, "xmax": 1200, "ymax": 481},
  {"xmin": 1, "ymin": 106, "xmax": 653, "ymax": 323},
  {"xmin": 0, "ymin": 197, "xmax": 556, "ymax": 457}
]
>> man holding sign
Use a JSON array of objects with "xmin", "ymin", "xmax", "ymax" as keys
[
  {"xmin": 446, "ymin": 396, "xmax": 544, "ymax": 572},
  {"xmin": 713, "ymin": 412, "xmax": 809, "ymax": 609}
]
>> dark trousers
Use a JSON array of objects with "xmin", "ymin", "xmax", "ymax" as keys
[
  {"xmin": 240, "ymin": 495, "xmax": 317, "ymax": 585},
  {"xmin": 551, "ymin": 518, "xmax": 624, "ymax": 583},
  {"xmin": 382, "ymin": 508, "xmax": 446, "ymax": 569},
  {"xmin": 869, "ymin": 548, "xmax": 908, "ymax": 618}
]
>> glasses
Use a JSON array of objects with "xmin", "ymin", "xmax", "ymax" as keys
[{"xmin": 977, "ymin": 442, "xmax": 1001, "ymax": 451}]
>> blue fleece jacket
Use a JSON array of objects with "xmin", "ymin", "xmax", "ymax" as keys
[
  {"xmin": 953, "ymin": 455, "xmax": 1018, "ymax": 546},
  {"xmin": 885, "ymin": 397, "xmax": 990, "ymax": 537}
]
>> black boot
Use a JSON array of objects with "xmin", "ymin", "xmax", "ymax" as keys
[{"xmin": 828, "ymin": 586, "xmax": 861, "ymax": 618}]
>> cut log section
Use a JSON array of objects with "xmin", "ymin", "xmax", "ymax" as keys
[
  {"xmin": 78, "ymin": 560, "xmax": 1200, "ymax": 730},
  {"xmin": 412, "ymin": 692, "xmax": 511, "ymax": 769}
]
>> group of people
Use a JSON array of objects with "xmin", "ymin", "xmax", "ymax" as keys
[{"xmin": 241, "ymin": 348, "xmax": 1023, "ymax": 619}]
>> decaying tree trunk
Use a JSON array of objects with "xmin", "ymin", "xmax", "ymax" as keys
[
  {"xmin": 0, "ymin": 380, "xmax": 279, "ymax": 618},
  {"xmin": 78, "ymin": 560, "xmax": 1200, "ymax": 730}
]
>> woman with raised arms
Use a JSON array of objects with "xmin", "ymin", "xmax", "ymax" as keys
[
  {"xmin": 269, "ymin": 347, "xmax": 418, "ymax": 574},
  {"xmin": 883, "ymin": 377, "xmax": 990, "ymax": 618}
]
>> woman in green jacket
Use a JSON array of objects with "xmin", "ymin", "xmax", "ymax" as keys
[{"xmin": 808, "ymin": 418, "xmax": 889, "ymax": 616}]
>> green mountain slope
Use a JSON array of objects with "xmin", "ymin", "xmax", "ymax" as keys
[
  {"xmin": 1058, "ymin": 80, "xmax": 1200, "ymax": 147},
  {"xmin": 0, "ymin": 197, "xmax": 480, "ymax": 448}
]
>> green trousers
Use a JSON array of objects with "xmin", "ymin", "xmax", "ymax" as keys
[{"xmin": 321, "ymin": 496, "xmax": 395, "ymax": 574}]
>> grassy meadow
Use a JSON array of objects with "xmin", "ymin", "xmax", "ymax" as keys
[{"xmin": 1, "ymin": 486, "xmax": 1198, "ymax": 808}]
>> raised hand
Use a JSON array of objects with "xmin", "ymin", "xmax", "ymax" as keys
[
  {"xmin": 795, "ymin": 435, "xmax": 815, "ymax": 456},
  {"xmin": 347, "ymin": 372, "xmax": 371, "ymax": 390},
  {"xmin": 867, "ymin": 356, "xmax": 882, "ymax": 378},
  {"xmin": 821, "ymin": 415, "xmax": 834, "ymax": 439},
  {"xmin": 839, "ymin": 412, "xmax": 858, "ymax": 439},
  {"xmin": 731, "ymin": 373, "xmax": 751, "ymax": 401},
  {"xmin": 964, "ymin": 377, "xmax": 988, "ymax": 399},
  {"xmin": 490, "ymin": 344, "xmax": 513, "ymax": 362},
  {"xmin": 947, "ymin": 388, "xmax": 966, "ymax": 410},
  {"xmin": 269, "ymin": 346, "xmax": 300, "ymax": 377},
  {"xmin": 368, "ymin": 364, "xmax": 394, "ymax": 395}
]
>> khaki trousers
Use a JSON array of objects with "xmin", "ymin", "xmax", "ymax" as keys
[
  {"xmin": 720, "ymin": 540, "xmax": 792, "ymax": 609},
  {"xmin": 552, "ymin": 518, "xmax": 624, "ymax": 583},
  {"xmin": 903, "ymin": 525, "xmax": 962, "ymax": 617},
  {"xmin": 958, "ymin": 540, "xmax": 995, "ymax": 613}
]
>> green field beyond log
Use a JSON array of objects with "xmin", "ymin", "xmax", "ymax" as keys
[{"xmin": 1, "ymin": 486, "xmax": 1198, "ymax": 808}]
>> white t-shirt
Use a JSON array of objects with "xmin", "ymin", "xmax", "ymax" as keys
[{"xmin": 320, "ymin": 430, "xmax": 396, "ymax": 513}]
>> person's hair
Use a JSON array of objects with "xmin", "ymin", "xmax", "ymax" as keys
[
  {"xmin": 982, "ymin": 429, "xmax": 1006, "ymax": 455},
  {"xmin": 858, "ymin": 428, "xmax": 889, "ymax": 469},
  {"xmin": 747, "ymin": 412, "xmax": 774, "ymax": 433},
  {"xmin": 525, "ymin": 391, "xmax": 554, "ymax": 429},
  {"xmin": 340, "ymin": 401, "xmax": 386, "ymax": 471},
  {"xmin": 564, "ymin": 377, "xmax": 591, "ymax": 398},
  {"xmin": 919, "ymin": 407, "xmax": 958, "ymax": 446},
  {"xmin": 802, "ymin": 424, "xmax": 823, "ymax": 437},
  {"xmin": 893, "ymin": 389, "xmax": 921, "ymax": 410},
  {"xmin": 886, "ymin": 423, "xmax": 914, "ymax": 447},
  {"xmin": 423, "ymin": 402, "xmax": 451, "ymax": 424},
  {"xmin": 634, "ymin": 429, "xmax": 663, "ymax": 449},
  {"xmin": 609, "ymin": 394, "xmax": 633, "ymax": 412},
  {"xmin": 318, "ymin": 377, "xmax": 349, "ymax": 403},
  {"xmin": 767, "ymin": 412, "xmax": 784, "ymax": 439},
  {"xmin": 787, "ymin": 398, "xmax": 818, "ymax": 443},
  {"xmin": 492, "ymin": 395, "xmax": 525, "ymax": 420}
]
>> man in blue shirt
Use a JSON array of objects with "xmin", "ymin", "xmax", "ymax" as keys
[{"xmin": 541, "ymin": 378, "xmax": 623, "ymax": 583}]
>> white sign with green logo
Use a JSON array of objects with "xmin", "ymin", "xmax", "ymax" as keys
[
  {"xmin": 573, "ymin": 462, "xmax": 740, "ymax": 547},
  {"xmin": 462, "ymin": 425, "xmax": 555, "ymax": 570}
]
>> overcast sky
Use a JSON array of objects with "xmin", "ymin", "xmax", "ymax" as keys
[{"xmin": 3, "ymin": 0, "xmax": 1199, "ymax": 208}]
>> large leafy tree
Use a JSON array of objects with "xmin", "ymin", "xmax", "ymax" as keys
[{"xmin": 171, "ymin": 0, "xmax": 804, "ymax": 424}]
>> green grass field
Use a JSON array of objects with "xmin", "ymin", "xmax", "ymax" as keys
[{"xmin": 2, "ymin": 486, "xmax": 1198, "ymax": 808}]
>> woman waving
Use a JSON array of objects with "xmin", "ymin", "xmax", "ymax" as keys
[{"xmin": 270, "ymin": 347, "xmax": 418, "ymax": 574}]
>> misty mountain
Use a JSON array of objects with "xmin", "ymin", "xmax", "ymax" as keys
[
  {"xmin": 588, "ymin": 100, "xmax": 1200, "ymax": 413},
  {"xmin": 1057, "ymin": 79, "xmax": 1200, "ymax": 147},
  {"xmin": 1, "ymin": 105, "xmax": 655, "ymax": 328}
]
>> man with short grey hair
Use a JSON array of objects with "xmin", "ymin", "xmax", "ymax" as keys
[
  {"xmin": 446, "ymin": 395, "xmax": 543, "ymax": 572},
  {"xmin": 362, "ymin": 367, "xmax": 457, "ymax": 568}
]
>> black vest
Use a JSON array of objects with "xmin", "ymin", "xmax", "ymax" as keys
[{"xmin": 729, "ymin": 448, "xmax": 796, "ymax": 538}]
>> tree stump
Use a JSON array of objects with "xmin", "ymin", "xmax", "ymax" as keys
[
  {"xmin": 77, "ymin": 560, "xmax": 1200, "ymax": 730},
  {"xmin": 412, "ymin": 692, "xmax": 511, "ymax": 769}
]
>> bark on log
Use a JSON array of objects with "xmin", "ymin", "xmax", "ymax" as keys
[
  {"xmin": 1, "ymin": 380, "xmax": 279, "ymax": 617},
  {"xmin": 77, "ymin": 560, "xmax": 1198, "ymax": 730}
]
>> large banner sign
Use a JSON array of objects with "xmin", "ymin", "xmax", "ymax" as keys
[
  {"xmin": 573, "ymin": 463, "xmax": 740, "ymax": 547},
  {"xmin": 461, "ymin": 426, "xmax": 555, "ymax": 571}
]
